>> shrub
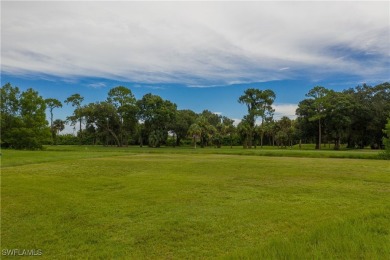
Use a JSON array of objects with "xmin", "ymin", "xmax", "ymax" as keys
[{"xmin": 379, "ymin": 118, "xmax": 390, "ymax": 159}]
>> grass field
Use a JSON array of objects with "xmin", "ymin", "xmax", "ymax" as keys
[
  {"xmin": 1, "ymin": 146, "xmax": 390, "ymax": 259},
  {"xmin": 1, "ymin": 144, "xmax": 382, "ymax": 168}
]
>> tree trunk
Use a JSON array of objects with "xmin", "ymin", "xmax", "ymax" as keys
[
  {"xmin": 79, "ymin": 118, "xmax": 83, "ymax": 145},
  {"xmin": 334, "ymin": 137, "xmax": 341, "ymax": 150},
  {"xmin": 243, "ymin": 135, "xmax": 248, "ymax": 149},
  {"xmin": 107, "ymin": 129, "xmax": 121, "ymax": 147},
  {"xmin": 248, "ymin": 130, "xmax": 253, "ymax": 149},
  {"xmin": 318, "ymin": 119, "xmax": 321, "ymax": 150},
  {"xmin": 260, "ymin": 134, "xmax": 264, "ymax": 148},
  {"xmin": 124, "ymin": 132, "xmax": 128, "ymax": 147}
]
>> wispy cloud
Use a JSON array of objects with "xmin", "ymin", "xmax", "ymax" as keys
[
  {"xmin": 2, "ymin": 2, "xmax": 389, "ymax": 86},
  {"xmin": 132, "ymin": 84, "xmax": 165, "ymax": 90},
  {"xmin": 86, "ymin": 82, "xmax": 107, "ymax": 88}
]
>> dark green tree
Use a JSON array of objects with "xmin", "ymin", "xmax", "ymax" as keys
[
  {"xmin": 305, "ymin": 86, "xmax": 329, "ymax": 149},
  {"xmin": 107, "ymin": 86, "xmax": 138, "ymax": 146},
  {"xmin": 343, "ymin": 83, "xmax": 390, "ymax": 148},
  {"xmin": 381, "ymin": 118, "xmax": 390, "ymax": 159},
  {"xmin": 237, "ymin": 116, "xmax": 252, "ymax": 149},
  {"xmin": 222, "ymin": 116, "xmax": 236, "ymax": 148},
  {"xmin": 137, "ymin": 93, "xmax": 177, "ymax": 147},
  {"xmin": 238, "ymin": 88, "xmax": 275, "ymax": 148},
  {"xmin": 52, "ymin": 119, "xmax": 66, "ymax": 145},
  {"xmin": 200, "ymin": 110, "xmax": 222, "ymax": 127},
  {"xmin": 82, "ymin": 102, "xmax": 122, "ymax": 146},
  {"xmin": 0, "ymin": 83, "xmax": 21, "ymax": 147},
  {"xmin": 275, "ymin": 116, "xmax": 293, "ymax": 148},
  {"xmin": 171, "ymin": 109, "xmax": 197, "ymax": 146},
  {"xmin": 1, "ymin": 87, "xmax": 51, "ymax": 149},
  {"xmin": 296, "ymin": 98, "xmax": 317, "ymax": 145},
  {"xmin": 263, "ymin": 119, "xmax": 277, "ymax": 146},
  {"xmin": 323, "ymin": 91, "xmax": 353, "ymax": 150}
]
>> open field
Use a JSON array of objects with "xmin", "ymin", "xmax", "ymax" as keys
[
  {"xmin": 1, "ymin": 147, "xmax": 390, "ymax": 259},
  {"xmin": 1, "ymin": 145, "xmax": 383, "ymax": 168}
]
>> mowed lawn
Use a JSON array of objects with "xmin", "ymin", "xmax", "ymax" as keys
[{"xmin": 1, "ymin": 149, "xmax": 390, "ymax": 259}]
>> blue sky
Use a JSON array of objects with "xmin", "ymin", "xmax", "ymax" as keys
[{"xmin": 1, "ymin": 1, "xmax": 389, "ymax": 132}]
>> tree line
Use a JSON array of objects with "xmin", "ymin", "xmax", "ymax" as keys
[{"xmin": 1, "ymin": 82, "xmax": 389, "ymax": 153}]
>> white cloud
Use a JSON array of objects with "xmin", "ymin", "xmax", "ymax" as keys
[
  {"xmin": 62, "ymin": 123, "xmax": 77, "ymax": 135},
  {"xmin": 2, "ymin": 1, "xmax": 389, "ymax": 85},
  {"xmin": 87, "ymin": 82, "xmax": 107, "ymax": 88},
  {"xmin": 273, "ymin": 104, "xmax": 298, "ymax": 120},
  {"xmin": 133, "ymin": 84, "xmax": 165, "ymax": 90},
  {"xmin": 232, "ymin": 118, "xmax": 241, "ymax": 126}
]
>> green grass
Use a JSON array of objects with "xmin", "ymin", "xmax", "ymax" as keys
[
  {"xmin": 1, "ymin": 144, "xmax": 382, "ymax": 168},
  {"xmin": 1, "ymin": 147, "xmax": 390, "ymax": 259}
]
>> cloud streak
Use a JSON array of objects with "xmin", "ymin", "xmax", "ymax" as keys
[
  {"xmin": 2, "ymin": 1, "xmax": 389, "ymax": 86},
  {"xmin": 86, "ymin": 82, "xmax": 107, "ymax": 89}
]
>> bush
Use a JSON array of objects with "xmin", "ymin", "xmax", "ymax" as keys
[
  {"xmin": 56, "ymin": 134, "xmax": 80, "ymax": 145},
  {"xmin": 380, "ymin": 118, "xmax": 390, "ymax": 159},
  {"xmin": 7, "ymin": 127, "xmax": 50, "ymax": 150}
]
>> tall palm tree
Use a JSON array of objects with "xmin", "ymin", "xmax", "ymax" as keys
[{"xmin": 52, "ymin": 119, "xmax": 65, "ymax": 145}]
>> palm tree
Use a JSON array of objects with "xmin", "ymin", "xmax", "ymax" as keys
[
  {"xmin": 45, "ymin": 98, "xmax": 62, "ymax": 143},
  {"xmin": 188, "ymin": 123, "xmax": 201, "ymax": 148},
  {"xmin": 237, "ymin": 117, "xmax": 251, "ymax": 149},
  {"xmin": 238, "ymin": 88, "xmax": 275, "ymax": 148},
  {"xmin": 148, "ymin": 130, "xmax": 164, "ymax": 148},
  {"xmin": 52, "ymin": 119, "xmax": 65, "ymax": 145},
  {"xmin": 65, "ymin": 94, "xmax": 84, "ymax": 144}
]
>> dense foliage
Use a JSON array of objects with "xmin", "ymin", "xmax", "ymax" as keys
[
  {"xmin": 297, "ymin": 83, "xmax": 390, "ymax": 150},
  {"xmin": 1, "ymin": 83, "xmax": 51, "ymax": 149},
  {"xmin": 381, "ymin": 118, "xmax": 390, "ymax": 159},
  {"xmin": 1, "ymin": 82, "xmax": 389, "ymax": 154}
]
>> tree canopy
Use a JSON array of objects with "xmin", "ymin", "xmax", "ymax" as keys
[
  {"xmin": 1, "ymin": 82, "xmax": 389, "ymax": 156},
  {"xmin": 238, "ymin": 88, "xmax": 275, "ymax": 148},
  {"xmin": 1, "ymin": 84, "xmax": 50, "ymax": 149}
]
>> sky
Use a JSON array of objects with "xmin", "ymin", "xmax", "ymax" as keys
[{"xmin": 1, "ymin": 1, "xmax": 389, "ymax": 132}]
